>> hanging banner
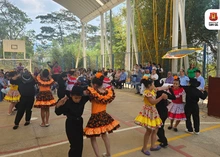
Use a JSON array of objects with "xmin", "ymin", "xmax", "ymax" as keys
[{"xmin": 162, "ymin": 48, "xmax": 203, "ymax": 59}]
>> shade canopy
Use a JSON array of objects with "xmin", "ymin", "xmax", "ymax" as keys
[
  {"xmin": 53, "ymin": 0, "xmax": 125, "ymax": 23},
  {"xmin": 162, "ymin": 48, "xmax": 203, "ymax": 59}
]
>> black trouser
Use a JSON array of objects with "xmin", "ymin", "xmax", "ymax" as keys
[
  {"xmin": 66, "ymin": 117, "xmax": 83, "ymax": 157},
  {"xmin": 185, "ymin": 104, "xmax": 200, "ymax": 132},
  {"xmin": 116, "ymin": 80, "xmax": 125, "ymax": 88},
  {"xmin": 14, "ymin": 96, "xmax": 35, "ymax": 125},
  {"xmin": 157, "ymin": 107, "xmax": 168, "ymax": 145}
]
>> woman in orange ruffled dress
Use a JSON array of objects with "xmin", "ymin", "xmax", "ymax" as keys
[
  {"xmin": 34, "ymin": 69, "xmax": 56, "ymax": 127},
  {"xmin": 84, "ymin": 72, "xmax": 120, "ymax": 157}
]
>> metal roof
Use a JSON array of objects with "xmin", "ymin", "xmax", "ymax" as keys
[{"xmin": 53, "ymin": 0, "xmax": 125, "ymax": 23}]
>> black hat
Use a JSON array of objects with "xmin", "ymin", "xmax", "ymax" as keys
[
  {"xmin": 70, "ymin": 86, "xmax": 83, "ymax": 96},
  {"xmin": 21, "ymin": 71, "xmax": 33, "ymax": 84},
  {"xmin": 189, "ymin": 78, "xmax": 200, "ymax": 87},
  {"xmin": 195, "ymin": 69, "xmax": 201, "ymax": 73},
  {"xmin": 154, "ymin": 79, "xmax": 164, "ymax": 87}
]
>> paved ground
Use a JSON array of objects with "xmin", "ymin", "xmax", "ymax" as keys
[{"xmin": 0, "ymin": 88, "xmax": 220, "ymax": 157}]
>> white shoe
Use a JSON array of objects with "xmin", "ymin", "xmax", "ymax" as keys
[
  {"xmin": 194, "ymin": 132, "xmax": 200, "ymax": 135},
  {"xmin": 185, "ymin": 129, "xmax": 193, "ymax": 134},
  {"xmin": 102, "ymin": 153, "xmax": 111, "ymax": 157}
]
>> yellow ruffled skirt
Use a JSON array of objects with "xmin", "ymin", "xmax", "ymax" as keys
[
  {"xmin": 134, "ymin": 105, "xmax": 162, "ymax": 129},
  {"xmin": 4, "ymin": 89, "xmax": 20, "ymax": 102}
]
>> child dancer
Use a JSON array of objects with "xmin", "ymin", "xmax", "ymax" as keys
[
  {"xmin": 34, "ymin": 69, "xmax": 56, "ymax": 127},
  {"xmin": 84, "ymin": 72, "xmax": 120, "ymax": 157},
  {"xmin": 167, "ymin": 76, "xmax": 186, "ymax": 132},
  {"xmin": 134, "ymin": 76, "xmax": 167, "ymax": 155},
  {"xmin": 55, "ymin": 86, "xmax": 89, "ymax": 157},
  {"xmin": 57, "ymin": 72, "xmax": 67, "ymax": 100},
  {"xmin": 183, "ymin": 78, "xmax": 208, "ymax": 134},
  {"xmin": 66, "ymin": 69, "xmax": 77, "ymax": 97},
  {"xmin": 103, "ymin": 71, "xmax": 112, "ymax": 89},
  {"xmin": 4, "ymin": 71, "xmax": 20, "ymax": 115},
  {"xmin": 154, "ymin": 81, "xmax": 176, "ymax": 148}
]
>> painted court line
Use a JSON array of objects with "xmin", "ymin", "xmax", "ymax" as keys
[
  {"xmin": 1, "ymin": 124, "xmax": 220, "ymax": 157},
  {"xmin": 112, "ymin": 124, "xmax": 220, "ymax": 157},
  {"xmin": 0, "ymin": 126, "xmax": 141, "ymax": 157}
]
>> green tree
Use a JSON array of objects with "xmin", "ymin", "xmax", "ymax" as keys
[
  {"xmin": 0, "ymin": 0, "xmax": 32, "ymax": 40},
  {"xmin": 36, "ymin": 9, "xmax": 80, "ymax": 45}
]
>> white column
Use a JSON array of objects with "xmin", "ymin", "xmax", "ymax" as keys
[
  {"xmin": 172, "ymin": 0, "xmax": 179, "ymax": 74},
  {"xmin": 101, "ymin": 14, "xmax": 105, "ymax": 69},
  {"xmin": 126, "ymin": 0, "xmax": 131, "ymax": 71},
  {"xmin": 179, "ymin": 0, "xmax": 188, "ymax": 71},
  {"xmin": 217, "ymin": 0, "xmax": 220, "ymax": 77},
  {"xmin": 75, "ymin": 27, "xmax": 83, "ymax": 68},
  {"xmin": 131, "ymin": 3, "xmax": 138, "ymax": 64},
  {"xmin": 82, "ymin": 23, "xmax": 86, "ymax": 68}
]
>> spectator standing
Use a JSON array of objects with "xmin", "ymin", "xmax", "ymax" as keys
[
  {"xmin": 145, "ymin": 62, "xmax": 152, "ymax": 73},
  {"xmin": 195, "ymin": 70, "xmax": 205, "ymax": 90},
  {"xmin": 157, "ymin": 64, "xmax": 164, "ymax": 79},
  {"xmin": 179, "ymin": 69, "xmax": 190, "ymax": 86},
  {"xmin": 17, "ymin": 63, "xmax": 24, "ymax": 73},
  {"xmin": 187, "ymin": 63, "xmax": 198, "ymax": 79}
]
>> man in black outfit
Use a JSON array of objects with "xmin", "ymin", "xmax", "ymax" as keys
[
  {"xmin": 155, "ymin": 81, "xmax": 176, "ymax": 148},
  {"xmin": 12, "ymin": 71, "xmax": 36, "ymax": 130},
  {"xmin": 57, "ymin": 72, "xmax": 67, "ymax": 100},
  {"xmin": 55, "ymin": 86, "xmax": 89, "ymax": 157},
  {"xmin": 183, "ymin": 78, "xmax": 208, "ymax": 134}
]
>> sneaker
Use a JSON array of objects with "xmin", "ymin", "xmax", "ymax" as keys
[
  {"xmin": 185, "ymin": 129, "xmax": 193, "ymax": 134},
  {"xmin": 194, "ymin": 132, "xmax": 200, "ymax": 135}
]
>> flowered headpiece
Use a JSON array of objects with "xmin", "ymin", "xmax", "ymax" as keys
[
  {"xmin": 95, "ymin": 72, "xmax": 103, "ymax": 79},
  {"xmin": 142, "ymin": 76, "xmax": 149, "ymax": 80},
  {"xmin": 173, "ymin": 75, "xmax": 179, "ymax": 80}
]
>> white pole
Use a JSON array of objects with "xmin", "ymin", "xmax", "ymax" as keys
[
  {"xmin": 131, "ymin": 2, "xmax": 138, "ymax": 65},
  {"xmin": 172, "ymin": 0, "xmax": 179, "ymax": 74},
  {"xmin": 75, "ymin": 27, "xmax": 83, "ymax": 68},
  {"xmin": 104, "ymin": 16, "xmax": 112, "ymax": 68},
  {"xmin": 217, "ymin": 0, "xmax": 220, "ymax": 77},
  {"xmin": 126, "ymin": 0, "xmax": 131, "ymax": 71},
  {"xmin": 179, "ymin": 0, "xmax": 188, "ymax": 71},
  {"xmin": 101, "ymin": 14, "xmax": 105, "ymax": 69},
  {"xmin": 82, "ymin": 23, "xmax": 86, "ymax": 68}
]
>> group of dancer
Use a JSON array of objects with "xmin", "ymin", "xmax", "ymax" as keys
[
  {"xmin": 3, "ymin": 66, "xmax": 208, "ymax": 157},
  {"xmin": 134, "ymin": 75, "xmax": 208, "ymax": 156},
  {"xmin": 4, "ymin": 68, "xmax": 120, "ymax": 157}
]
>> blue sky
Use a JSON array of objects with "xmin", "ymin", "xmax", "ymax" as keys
[{"xmin": 10, "ymin": 0, "xmax": 124, "ymax": 34}]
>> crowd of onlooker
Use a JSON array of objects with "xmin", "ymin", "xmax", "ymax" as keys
[
  {"xmin": 125, "ymin": 62, "xmax": 205, "ymax": 95},
  {"xmin": 0, "ymin": 61, "xmax": 206, "ymax": 102}
]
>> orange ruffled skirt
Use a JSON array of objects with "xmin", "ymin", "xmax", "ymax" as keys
[
  {"xmin": 34, "ymin": 91, "xmax": 56, "ymax": 108},
  {"xmin": 84, "ymin": 111, "xmax": 120, "ymax": 137}
]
